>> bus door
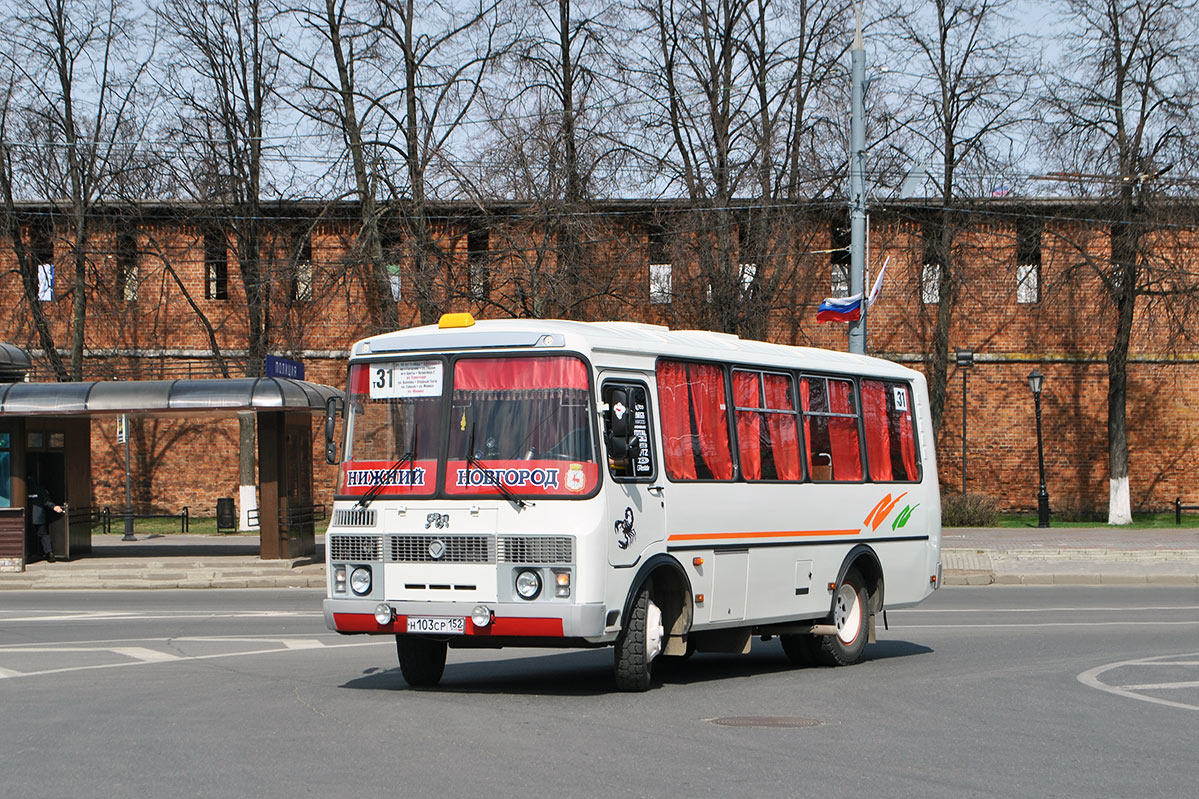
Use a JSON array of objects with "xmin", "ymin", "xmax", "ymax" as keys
[{"xmin": 600, "ymin": 378, "xmax": 664, "ymax": 567}]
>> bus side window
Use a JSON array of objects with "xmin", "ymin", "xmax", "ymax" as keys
[
  {"xmin": 800, "ymin": 375, "xmax": 862, "ymax": 481},
  {"xmin": 602, "ymin": 382, "xmax": 656, "ymax": 481},
  {"xmin": 862, "ymin": 379, "xmax": 920, "ymax": 482}
]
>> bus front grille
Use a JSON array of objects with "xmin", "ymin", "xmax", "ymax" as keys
[
  {"xmin": 498, "ymin": 536, "xmax": 574, "ymax": 564},
  {"xmin": 332, "ymin": 508, "xmax": 377, "ymax": 527},
  {"xmin": 329, "ymin": 534, "xmax": 383, "ymax": 562},
  {"xmin": 388, "ymin": 535, "xmax": 496, "ymax": 564}
]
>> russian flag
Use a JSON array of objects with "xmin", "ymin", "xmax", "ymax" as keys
[{"xmin": 816, "ymin": 294, "xmax": 863, "ymax": 323}]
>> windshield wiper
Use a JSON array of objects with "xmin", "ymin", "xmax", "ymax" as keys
[
  {"xmin": 466, "ymin": 423, "xmax": 531, "ymax": 509},
  {"xmin": 356, "ymin": 428, "xmax": 419, "ymax": 509}
]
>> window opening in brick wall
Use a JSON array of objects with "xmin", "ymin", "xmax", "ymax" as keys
[
  {"xmin": 830, "ymin": 221, "xmax": 851, "ymax": 297},
  {"xmin": 1016, "ymin": 217, "xmax": 1042, "ymax": 304},
  {"xmin": 116, "ymin": 227, "xmax": 139, "ymax": 302},
  {"xmin": 204, "ymin": 228, "xmax": 228, "ymax": 300},
  {"xmin": 31, "ymin": 218, "xmax": 55, "ymax": 301},
  {"xmin": 467, "ymin": 227, "xmax": 490, "ymax": 300},
  {"xmin": 648, "ymin": 226, "xmax": 672, "ymax": 304},
  {"xmin": 921, "ymin": 222, "xmax": 944, "ymax": 305},
  {"xmin": 739, "ymin": 262, "xmax": 757, "ymax": 298},
  {"xmin": 291, "ymin": 231, "xmax": 313, "ymax": 302}
]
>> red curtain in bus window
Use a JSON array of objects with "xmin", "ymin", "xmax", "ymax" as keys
[
  {"xmin": 453, "ymin": 356, "xmax": 588, "ymax": 391},
  {"xmin": 349, "ymin": 364, "xmax": 372, "ymax": 395},
  {"xmin": 898, "ymin": 387, "xmax": 919, "ymax": 480},
  {"xmin": 800, "ymin": 378, "xmax": 813, "ymax": 477},
  {"xmin": 656, "ymin": 360, "xmax": 697, "ymax": 480},
  {"xmin": 689, "ymin": 363, "xmax": 733, "ymax": 480},
  {"xmin": 828, "ymin": 379, "xmax": 862, "ymax": 481},
  {"xmin": 861, "ymin": 380, "xmax": 893, "ymax": 481},
  {"xmin": 763, "ymin": 374, "xmax": 801, "ymax": 480},
  {"xmin": 733, "ymin": 371, "xmax": 761, "ymax": 480}
]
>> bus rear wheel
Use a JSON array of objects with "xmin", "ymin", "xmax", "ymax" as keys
[
  {"xmin": 811, "ymin": 567, "xmax": 870, "ymax": 666},
  {"xmin": 614, "ymin": 585, "xmax": 664, "ymax": 692},
  {"xmin": 396, "ymin": 635, "xmax": 447, "ymax": 687}
]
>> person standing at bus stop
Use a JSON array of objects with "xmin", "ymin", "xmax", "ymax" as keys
[{"xmin": 27, "ymin": 474, "xmax": 64, "ymax": 563}]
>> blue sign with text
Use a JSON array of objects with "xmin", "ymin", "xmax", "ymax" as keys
[{"xmin": 265, "ymin": 355, "xmax": 305, "ymax": 381}]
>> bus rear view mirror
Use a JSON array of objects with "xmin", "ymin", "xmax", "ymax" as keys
[{"xmin": 325, "ymin": 396, "xmax": 343, "ymax": 464}]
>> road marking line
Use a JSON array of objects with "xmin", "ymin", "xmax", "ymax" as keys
[
  {"xmin": 0, "ymin": 666, "xmax": 23, "ymax": 678},
  {"xmin": 111, "ymin": 647, "xmax": 181, "ymax": 662},
  {"xmin": 282, "ymin": 639, "xmax": 324, "ymax": 649},
  {"xmin": 1121, "ymin": 680, "xmax": 1199, "ymax": 691},
  {"xmin": 0, "ymin": 640, "xmax": 389, "ymax": 680},
  {"xmin": 1078, "ymin": 652, "xmax": 1199, "ymax": 712}
]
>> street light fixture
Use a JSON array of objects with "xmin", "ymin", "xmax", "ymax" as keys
[
  {"xmin": 956, "ymin": 349, "xmax": 974, "ymax": 496},
  {"xmin": 1027, "ymin": 369, "xmax": 1050, "ymax": 528}
]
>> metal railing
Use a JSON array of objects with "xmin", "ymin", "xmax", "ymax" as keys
[
  {"xmin": 1176, "ymin": 497, "xmax": 1198, "ymax": 525},
  {"xmin": 101, "ymin": 506, "xmax": 189, "ymax": 533}
]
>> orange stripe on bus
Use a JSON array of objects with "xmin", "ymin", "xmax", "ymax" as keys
[{"xmin": 667, "ymin": 529, "xmax": 860, "ymax": 542}]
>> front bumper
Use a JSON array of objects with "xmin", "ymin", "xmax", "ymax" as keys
[{"xmin": 324, "ymin": 598, "xmax": 608, "ymax": 640}]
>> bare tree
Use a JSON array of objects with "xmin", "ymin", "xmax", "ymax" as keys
[
  {"xmin": 1042, "ymin": 0, "xmax": 1199, "ymax": 523},
  {"xmin": 1, "ymin": 0, "xmax": 154, "ymax": 380},
  {"xmin": 884, "ymin": 0, "xmax": 1034, "ymax": 434},
  {"xmin": 373, "ymin": 0, "xmax": 504, "ymax": 324},
  {"xmin": 628, "ymin": 0, "xmax": 757, "ymax": 333},
  {"xmin": 458, "ymin": 0, "xmax": 633, "ymax": 318},
  {"xmin": 283, "ymin": 0, "xmax": 401, "ymax": 334},
  {"xmin": 159, "ymin": 0, "xmax": 287, "ymax": 519}
]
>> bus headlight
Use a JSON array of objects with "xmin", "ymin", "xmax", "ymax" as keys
[
  {"xmin": 350, "ymin": 566, "xmax": 372, "ymax": 595},
  {"xmin": 515, "ymin": 570, "xmax": 542, "ymax": 600},
  {"xmin": 471, "ymin": 605, "xmax": 492, "ymax": 627},
  {"xmin": 374, "ymin": 603, "xmax": 393, "ymax": 625},
  {"xmin": 553, "ymin": 569, "xmax": 571, "ymax": 598}
]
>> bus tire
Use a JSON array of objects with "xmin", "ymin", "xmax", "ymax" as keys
[
  {"xmin": 614, "ymin": 585, "xmax": 664, "ymax": 691},
  {"xmin": 396, "ymin": 635, "xmax": 447, "ymax": 687},
  {"xmin": 812, "ymin": 567, "xmax": 869, "ymax": 666}
]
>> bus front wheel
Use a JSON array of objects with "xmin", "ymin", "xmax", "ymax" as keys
[
  {"xmin": 614, "ymin": 585, "xmax": 664, "ymax": 691},
  {"xmin": 811, "ymin": 567, "xmax": 870, "ymax": 666},
  {"xmin": 396, "ymin": 635, "xmax": 447, "ymax": 687}
]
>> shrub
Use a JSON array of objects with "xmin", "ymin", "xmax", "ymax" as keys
[{"xmin": 941, "ymin": 493, "xmax": 999, "ymax": 527}]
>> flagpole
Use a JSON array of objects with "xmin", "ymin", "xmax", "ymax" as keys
[{"xmin": 848, "ymin": 2, "xmax": 867, "ymax": 355}]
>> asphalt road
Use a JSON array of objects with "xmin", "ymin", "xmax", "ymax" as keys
[{"xmin": 1, "ymin": 586, "xmax": 1196, "ymax": 798}]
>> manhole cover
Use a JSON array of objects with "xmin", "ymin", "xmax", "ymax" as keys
[{"xmin": 708, "ymin": 716, "xmax": 823, "ymax": 728}]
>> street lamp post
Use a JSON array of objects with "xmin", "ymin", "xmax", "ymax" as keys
[
  {"xmin": 956, "ymin": 349, "xmax": 974, "ymax": 496},
  {"xmin": 1027, "ymin": 369, "xmax": 1050, "ymax": 528}
]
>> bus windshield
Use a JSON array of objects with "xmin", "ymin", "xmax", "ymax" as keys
[{"xmin": 341, "ymin": 355, "xmax": 598, "ymax": 498}]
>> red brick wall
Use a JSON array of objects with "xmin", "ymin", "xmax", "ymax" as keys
[{"xmin": 4, "ymin": 205, "xmax": 1197, "ymax": 516}]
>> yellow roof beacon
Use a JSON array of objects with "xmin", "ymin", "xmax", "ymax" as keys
[{"xmin": 438, "ymin": 312, "xmax": 476, "ymax": 329}]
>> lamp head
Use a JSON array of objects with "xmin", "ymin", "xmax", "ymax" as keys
[{"xmin": 1027, "ymin": 368, "xmax": 1044, "ymax": 397}]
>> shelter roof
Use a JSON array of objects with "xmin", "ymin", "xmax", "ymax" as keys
[{"xmin": 0, "ymin": 377, "xmax": 341, "ymax": 417}]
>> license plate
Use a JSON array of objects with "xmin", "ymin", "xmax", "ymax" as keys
[{"xmin": 406, "ymin": 616, "xmax": 466, "ymax": 635}]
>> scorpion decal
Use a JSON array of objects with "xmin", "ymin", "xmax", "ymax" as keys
[{"xmin": 615, "ymin": 507, "xmax": 636, "ymax": 550}]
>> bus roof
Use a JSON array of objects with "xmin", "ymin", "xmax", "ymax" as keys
[{"xmin": 352, "ymin": 318, "xmax": 920, "ymax": 381}]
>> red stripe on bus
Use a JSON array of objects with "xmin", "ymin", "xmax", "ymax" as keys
[
  {"xmin": 333, "ymin": 613, "xmax": 393, "ymax": 633},
  {"xmin": 332, "ymin": 613, "xmax": 563, "ymax": 637},
  {"xmin": 666, "ymin": 529, "xmax": 860, "ymax": 542},
  {"xmin": 469, "ymin": 617, "xmax": 564, "ymax": 637}
]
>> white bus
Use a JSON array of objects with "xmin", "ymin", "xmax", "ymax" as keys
[{"xmin": 323, "ymin": 314, "xmax": 941, "ymax": 691}]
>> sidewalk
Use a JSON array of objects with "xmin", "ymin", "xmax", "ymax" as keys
[
  {"xmin": 1, "ymin": 528, "xmax": 1197, "ymax": 589},
  {"xmin": 941, "ymin": 526, "xmax": 1199, "ymax": 585},
  {"xmin": 0, "ymin": 533, "xmax": 325, "ymax": 590}
]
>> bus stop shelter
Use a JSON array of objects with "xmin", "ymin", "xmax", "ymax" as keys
[{"xmin": 0, "ymin": 377, "xmax": 342, "ymax": 569}]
